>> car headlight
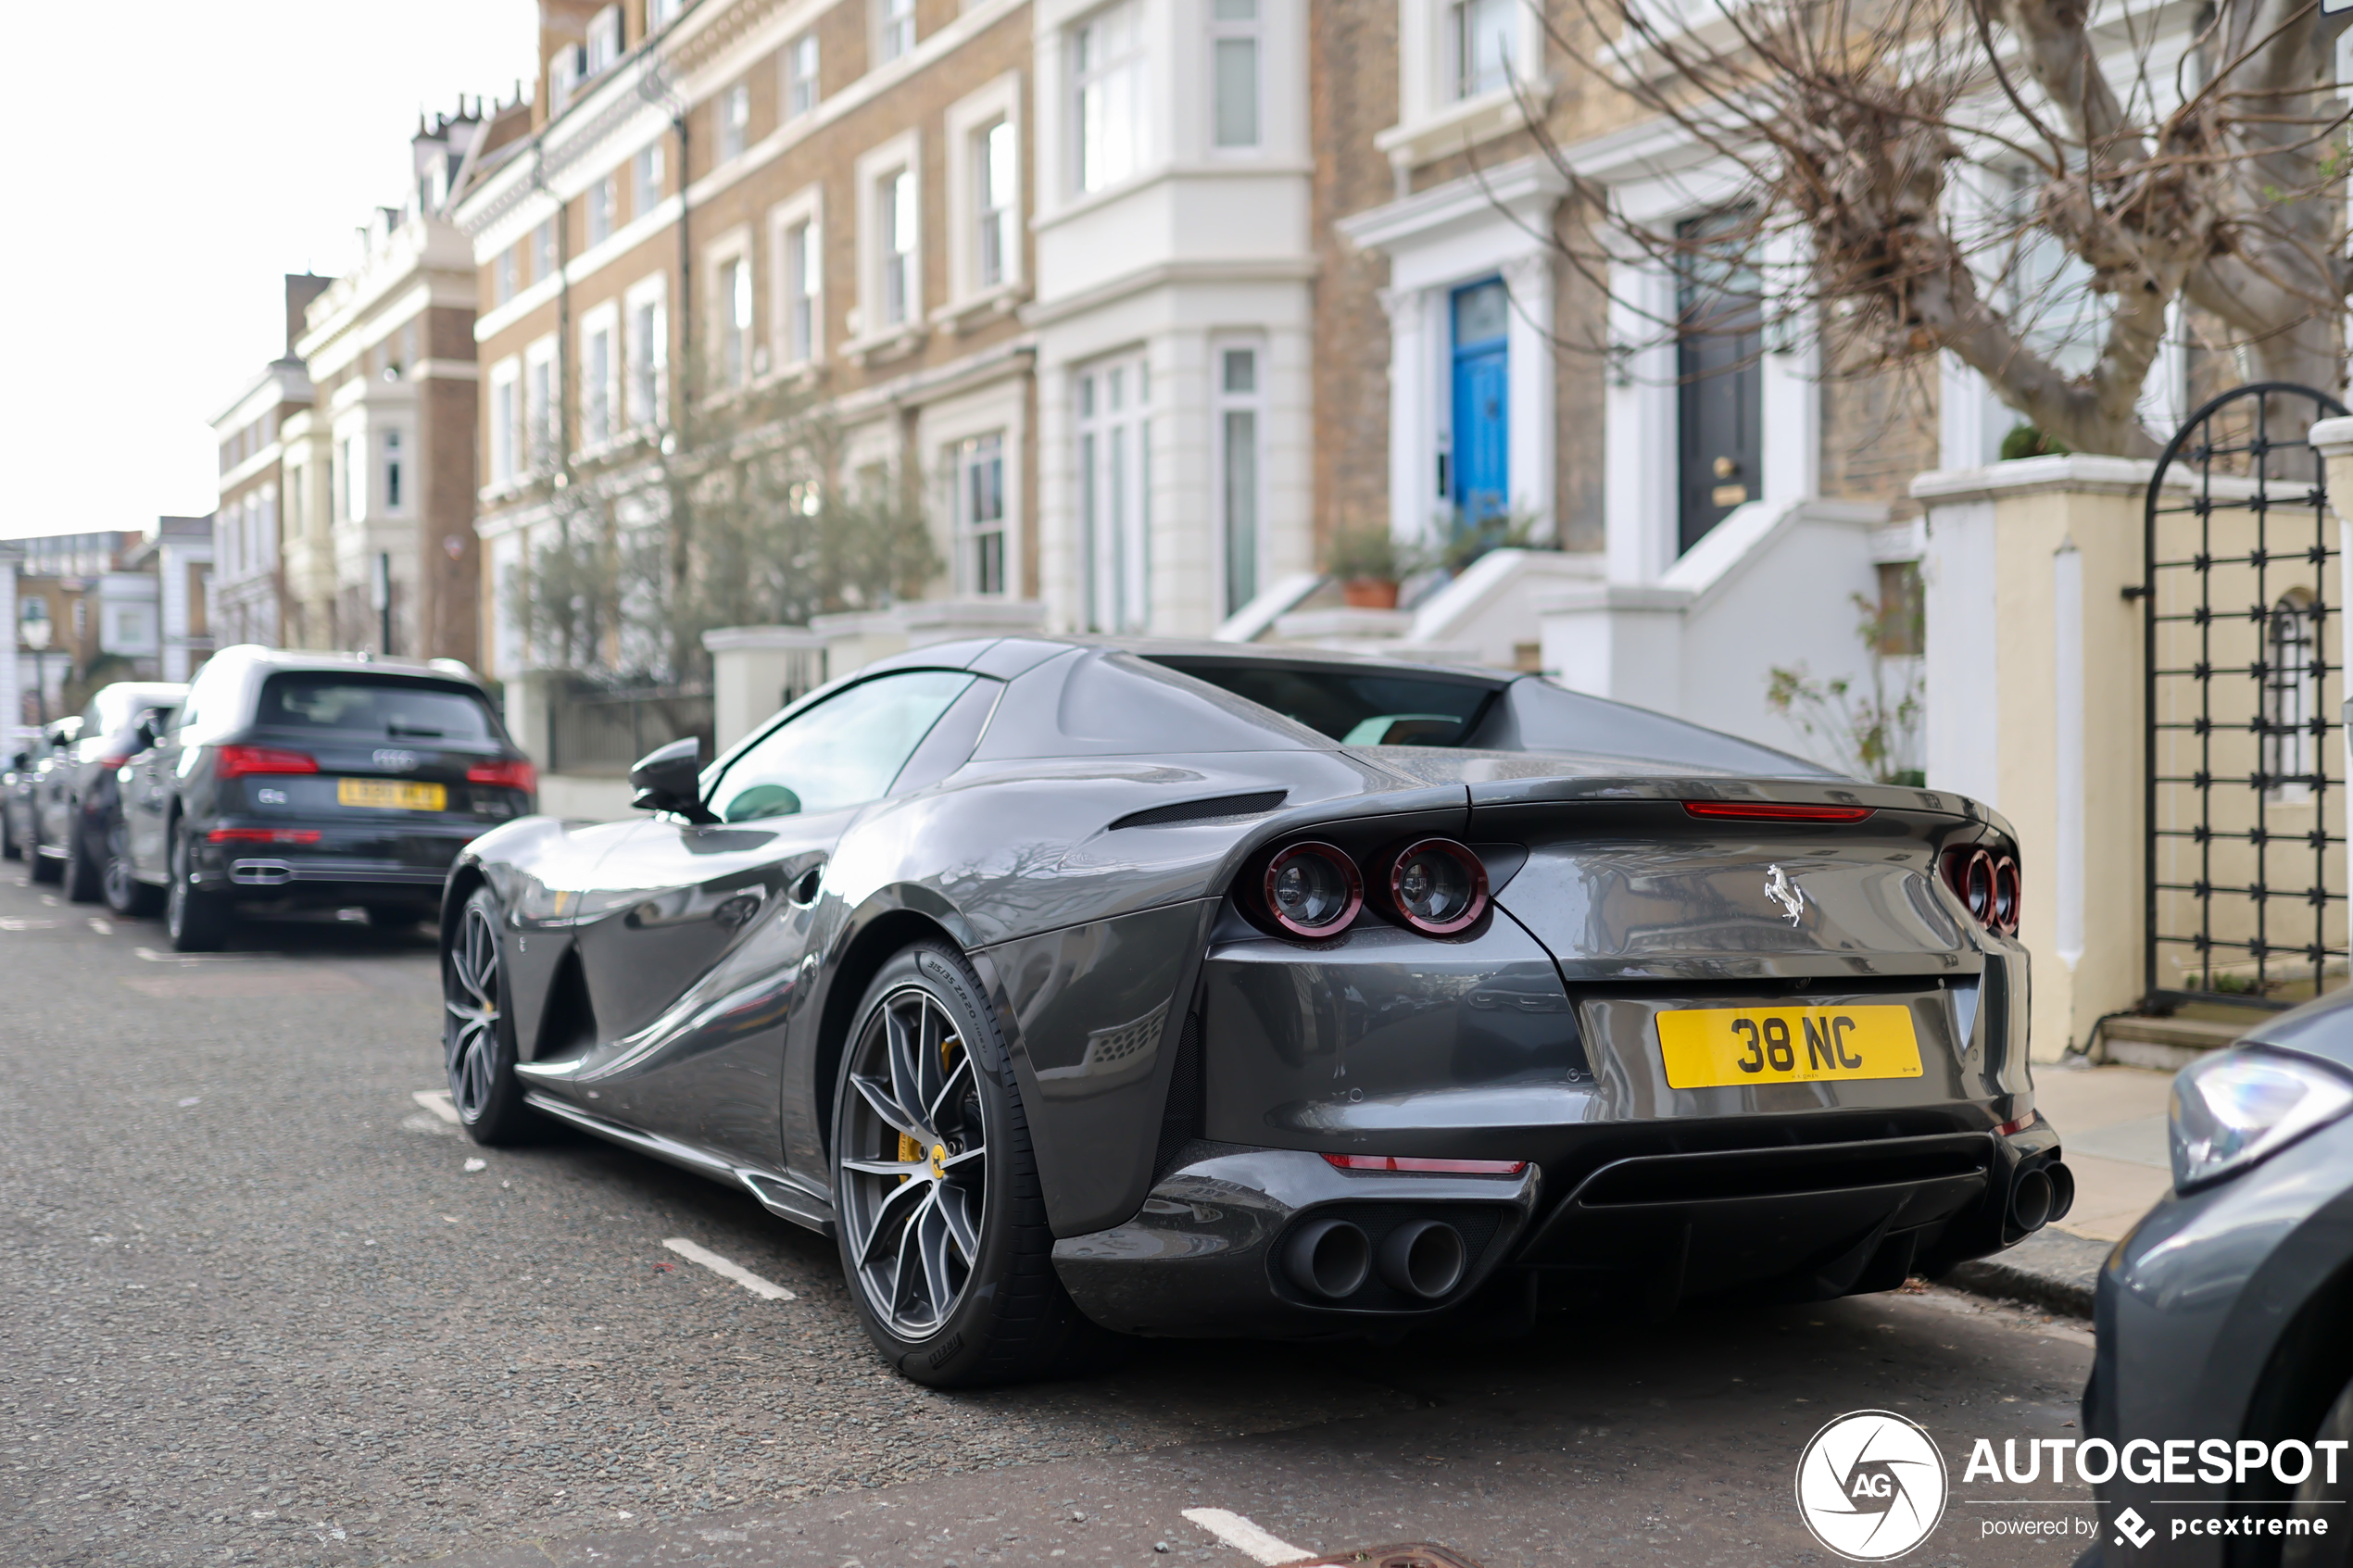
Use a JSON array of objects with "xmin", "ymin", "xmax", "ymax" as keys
[{"xmin": 2170, "ymin": 1049, "xmax": 2353, "ymax": 1193}]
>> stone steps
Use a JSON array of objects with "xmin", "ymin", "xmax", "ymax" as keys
[{"xmin": 2098, "ymin": 1014, "xmax": 2254, "ymax": 1072}]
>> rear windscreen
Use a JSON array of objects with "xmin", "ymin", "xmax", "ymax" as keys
[
  {"xmin": 1151, "ymin": 659, "xmax": 1497, "ymax": 747},
  {"xmin": 255, "ymin": 674, "xmax": 497, "ymax": 741}
]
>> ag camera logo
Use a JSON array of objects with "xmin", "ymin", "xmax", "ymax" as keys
[{"xmin": 1795, "ymin": 1410, "xmax": 1950, "ymax": 1561}]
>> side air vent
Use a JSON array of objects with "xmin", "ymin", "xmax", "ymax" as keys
[
  {"xmin": 532, "ymin": 947, "xmax": 598, "ymax": 1063},
  {"xmin": 1110, "ymin": 790, "xmax": 1287, "ymax": 831}
]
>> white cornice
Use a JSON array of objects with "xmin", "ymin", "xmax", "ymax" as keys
[
  {"xmin": 211, "ymin": 364, "xmax": 311, "ymax": 431},
  {"xmin": 1335, "ymin": 155, "xmax": 1570, "ymax": 255},
  {"xmin": 1022, "ymin": 257, "xmax": 1318, "ymax": 329},
  {"xmin": 297, "ymin": 217, "xmax": 474, "ymax": 360}
]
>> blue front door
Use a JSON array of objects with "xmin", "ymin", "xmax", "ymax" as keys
[{"xmin": 1451, "ymin": 280, "xmax": 1509, "ymax": 521}]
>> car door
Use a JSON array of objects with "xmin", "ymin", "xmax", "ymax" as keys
[
  {"xmin": 557, "ymin": 669, "xmax": 981, "ymax": 1167},
  {"xmin": 129, "ymin": 701, "xmax": 195, "ymax": 881}
]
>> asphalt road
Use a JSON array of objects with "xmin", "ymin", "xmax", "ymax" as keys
[{"xmin": 0, "ymin": 863, "xmax": 2101, "ymax": 1568}]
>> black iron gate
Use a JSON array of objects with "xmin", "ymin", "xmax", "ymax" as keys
[{"xmin": 2145, "ymin": 382, "xmax": 2349, "ymax": 1010}]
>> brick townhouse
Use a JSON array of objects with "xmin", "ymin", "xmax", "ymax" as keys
[
  {"xmin": 457, "ymin": 0, "xmax": 1315, "ymax": 679},
  {"xmin": 209, "ymin": 276, "xmax": 331, "ymax": 650},
  {"xmin": 288, "ymin": 107, "xmax": 501, "ymax": 662}
]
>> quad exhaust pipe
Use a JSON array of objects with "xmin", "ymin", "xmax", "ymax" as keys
[
  {"xmin": 1283, "ymin": 1217, "xmax": 1468, "ymax": 1301},
  {"xmin": 2008, "ymin": 1160, "xmax": 2076, "ymax": 1234}
]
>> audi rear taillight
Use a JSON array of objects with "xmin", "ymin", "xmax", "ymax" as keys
[
  {"xmin": 1263, "ymin": 842, "xmax": 1362, "ymax": 937},
  {"xmin": 467, "ymin": 758, "xmax": 536, "ymax": 793},
  {"xmin": 1385, "ymin": 838, "xmax": 1490, "ymax": 935},
  {"xmin": 216, "ymin": 745, "xmax": 318, "ymax": 779},
  {"xmin": 208, "ymin": 827, "xmax": 321, "ymax": 845}
]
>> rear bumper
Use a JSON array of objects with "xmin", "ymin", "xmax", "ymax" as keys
[
  {"xmin": 192, "ymin": 817, "xmax": 481, "ymax": 900},
  {"xmin": 1051, "ymin": 1121, "xmax": 2062, "ymax": 1337}
]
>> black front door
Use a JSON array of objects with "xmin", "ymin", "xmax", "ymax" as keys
[{"xmin": 1676, "ymin": 211, "xmax": 1764, "ymax": 556}]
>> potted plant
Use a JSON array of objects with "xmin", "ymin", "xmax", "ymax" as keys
[{"xmin": 1324, "ymin": 524, "xmax": 1409, "ymax": 608}]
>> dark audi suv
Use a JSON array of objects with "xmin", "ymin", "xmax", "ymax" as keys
[{"xmin": 126, "ymin": 646, "xmax": 535, "ymax": 949}]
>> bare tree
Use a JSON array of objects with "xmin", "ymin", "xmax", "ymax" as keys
[
  {"xmin": 1521, "ymin": 0, "xmax": 2352, "ymax": 455},
  {"xmin": 508, "ymin": 358, "xmax": 939, "ymax": 687}
]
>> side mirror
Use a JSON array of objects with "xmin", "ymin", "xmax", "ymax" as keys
[{"xmin": 630, "ymin": 736, "xmax": 716, "ymax": 823}]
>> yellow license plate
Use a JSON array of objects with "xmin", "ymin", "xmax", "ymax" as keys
[
  {"xmin": 1655, "ymin": 1004, "xmax": 1923, "ymax": 1088},
  {"xmin": 336, "ymin": 778, "xmax": 447, "ymax": 811}
]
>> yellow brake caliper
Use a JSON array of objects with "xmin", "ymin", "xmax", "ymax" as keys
[{"xmin": 894, "ymin": 1035, "xmax": 963, "ymax": 1180}]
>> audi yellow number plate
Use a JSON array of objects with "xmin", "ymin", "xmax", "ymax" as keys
[
  {"xmin": 1655, "ymin": 1004, "xmax": 1923, "ymax": 1088},
  {"xmin": 336, "ymin": 778, "xmax": 447, "ymax": 812}
]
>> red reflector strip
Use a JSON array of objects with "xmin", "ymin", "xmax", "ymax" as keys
[
  {"xmin": 208, "ymin": 828, "xmax": 322, "ymax": 845},
  {"xmin": 1994, "ymin": 1116, "xmax": 2032, "ymax": 1138},
  {"xmin": 1322, "ymin": 1153, "xmax": 1528, "ymax": 1176},
  {"xmin": 1682, "ymin": 801, "xmax": 1875, "ymax": 822}
]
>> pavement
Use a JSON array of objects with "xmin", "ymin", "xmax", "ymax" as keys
[
  {"xmin": 1, "ymin": 863, "xmax": 2124, "ymax": 1566},
  {"xmin": 1944, "ymin": 1060, "xmax": 2178, "ymax": 1318}
]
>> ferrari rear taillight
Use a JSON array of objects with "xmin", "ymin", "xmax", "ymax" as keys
[
  {"xmin": 1323, "ymin": 1154, "xmax": 1528, "ymax": 1176},
  {"xmin": 1385, "ymin": 838, "xmax": 1490, "ymax": 935},
  {"xmin": 215, "ymin": 745, "xmax": 319, "ymax": 779},
  {"xmin": 1263, "ymin": 842, "xmax": 1362, "ymax": 937},
  {"xmin": 1683, "ymin": 800, "xmax": 1875, "ymax": 822},
  {"xmin": 467, "ymin": 758, "xmax": 536, "ymax": 793},
  {"xmin": 1944, "ymin": 846, "xmax": 2020, "ymax": 936}
]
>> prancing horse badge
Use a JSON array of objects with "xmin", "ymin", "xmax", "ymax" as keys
[{"xmin": 1765, "ymin": 864, "xmax": 1805, "ymax": 926}]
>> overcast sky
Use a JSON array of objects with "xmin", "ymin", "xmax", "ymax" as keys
[{"xmin": 0, "ymin": 3, "xmax": 541, "ymax": 542}]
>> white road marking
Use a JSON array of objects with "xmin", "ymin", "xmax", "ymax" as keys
[
  {"xmin": 411, "ymin": 1089, "xmax": 461, "ymax": 1124},
  {"xmin": 1181, "ymin": 1509, "xmax": 1314, "ymax": 1565},
  {"xmin": 661, "ymin": 1237, "xmax": 797, "ymax": 1301},
  {"xmin": 87, "ymin": 916, "xmax": 112, "ymax": 935},
  {"xmin": 132, "ymin": 947, "xmax": 275, "ymax": 963},
  {"xmin": 0, "ymin": 918, "xmax": 58, "ymax": 931},
  {"xmin": 462, "ymin": 1158, "xmax": 486, "ymax": 1173}
]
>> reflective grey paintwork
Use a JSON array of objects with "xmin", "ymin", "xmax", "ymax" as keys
[
  {"xmin": 449, "ymin": 635, "xmax": 2048, "ymax": 1333},
  {"xmin": 2082, "ymin": 986, "xmax": 2353, "ymax": 1564}
]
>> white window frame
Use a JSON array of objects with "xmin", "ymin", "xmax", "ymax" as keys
[
  {"xmin": 769, "ymin": 187, "xmax": 824, "ymax": 369},
  {"xmin": 580, "ymin": 302, "xmax": 621, "ymax": 450},
  {"xmin": 945, "ymin": 74, "xmax": 1023, "ymax": 307},
  {"xmin": 852, "ymin": 132, "xmax": 923, "ymax": 342},
  {"xmin": 648, "ymin": 0, "xmax": 685, "ymax": 30},
  {"xmin": 1210, "ymin": 0, "xmax": 1262, "ymax": 151},
  {"xmin": 344, "ymin": 431, "xmax": 369, "ymax": 524},
  {"xmin": 708, "ymin": 228, "xmax": 757, "ymax": 387},
  {"xmin": 488, "ymin": 357, "xmax": 521, "ymax": 486},
  {"xmin": 1075, "ymin": 350, "xmax": 1151, "ymax": 633},
  {"xmin": 523, "ymin": 334, "xmax": 560, "ymax": 470},
  {"xmin": 1385, "ymin": 0, "xmax": 1544, "ymax": 155},
  {"xmin": 533, "ymin": 219, "xmax": 558, "ymax": 284},
  {"xmin": 876, "ymin": 0, "xmax": 917, "ymax": 63},
  {"xmin": 587, "ymin": 173, "xmax": 618, "ymax": 247},
  {"xmin": 1213, "ymin": 335, "xmax": 1265, "ymax": 617},
  {"xmin": 585, "ymin": 5, "xmax": 623, "ymax": 74},
  {"xmin": 784, "ymin": 31, "xmax": 821, "ymax": 118},
  {"xmin": 624, "ymin": 274, "xmax": 670, "ymax": 430},
  {"xmin": 1072, "ymin": 0, "xmax": 1146, "ymax": 195},
  {"xmin": 718, "ymin": 82, "xmax": 751, "ymax": 162},
  {"xmin": 381, "ymin": 430, "xmax": 407, "ymax": 515},
  {"xmin": 635, "ymin": 142, "xmax": 665, "ymax": 219},
  {"xmin": 495, "ymin": 247, "xmax": 517, "ymax": 306},
  {"xmin": 950, "ymin": 431, "xmax": 1010, "ymax": 596},
  {"xmin": 1447, "ymin": 0, "xmax": 1516, "ymax": 101}
]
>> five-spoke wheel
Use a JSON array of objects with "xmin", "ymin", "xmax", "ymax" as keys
[
  {"xmin": 442, "ymin": 885, "xmax": 537, "ymax": 1144},
  {"xmin": 838, "ymin": 985, "xmax": 989, "ymax": 1338}
]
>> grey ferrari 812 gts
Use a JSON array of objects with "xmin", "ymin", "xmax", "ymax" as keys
[{"xmin": 440, "ymin": 637, "xmax": 2067, "ymax": 1386}]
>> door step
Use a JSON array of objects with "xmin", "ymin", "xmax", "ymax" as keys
[{"xmin": 2098, "ymin": 1014, "xmax": 2251, "ymax": 1071}]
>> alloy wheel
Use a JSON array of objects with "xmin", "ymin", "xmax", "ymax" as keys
[
  {"xmin": 445, "ymin": 901, "xmax": 503, "ymax": 1121},
  {"xmin": 838, "ymin": 985, "xmax": 988, "ymax": 1340}
]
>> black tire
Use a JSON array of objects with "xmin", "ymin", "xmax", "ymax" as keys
[
  {"xmin": 1, "ymin": 808, "xmax": 17, "ymax": 861},
  {"xmin": 2284, "ymin": 1374, "xmax": 2353, "ymax": 1567},
  {"xmin": 61, "ymin": 813, "xmax": 103, "ymax": 903},
  {"xmin": 831, "ymin": 941, "xmax": 1130, "ymax": 1387},
  {"xmin": 30, "ymin": 839, "xmax": 61, "ymax": 884},
  {"xmin": 102, "ymin": 818, "xmax": 162, "ymax": 918},
  {"xmin": 164, "ymin": 820, "xmax": 229, "ymax": 952},
  {"xmin": 364, "ymin": 903, "xmax": 426, "ymax": 932},
  {"xmin": 443, "ymin": 885, "xmax": 541, "ymax": 1146}
]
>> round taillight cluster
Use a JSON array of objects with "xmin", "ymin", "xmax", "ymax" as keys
[
  {"xmin": 1259, "ymin": 838, "xmax": 1490, "ymax": 939},
  {"xmin": 1944, "ymin": 847, "xmax": 2021, "ymax": 936}
]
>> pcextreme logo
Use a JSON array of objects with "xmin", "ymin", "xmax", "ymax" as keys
[{"xmin": 1794, "ymin": 1410, "xmax": 1951, "ymax": 1562}]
